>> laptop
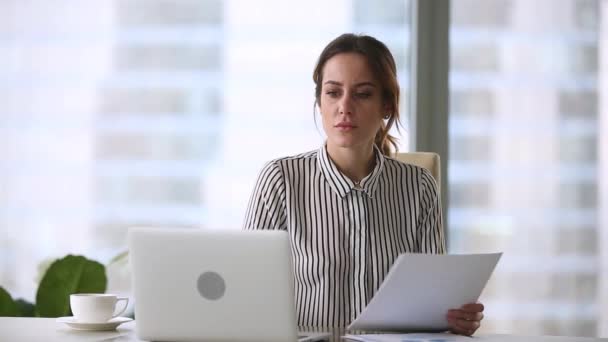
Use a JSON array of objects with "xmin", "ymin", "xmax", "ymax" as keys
[{"xmin": 128, "ymin": 227, "xmax": 331, "ymax": 342}]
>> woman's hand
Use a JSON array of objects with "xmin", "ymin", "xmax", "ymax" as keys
[{"xmin": 446, "ymin": 303, "xmax": 484, "ymax": 336}]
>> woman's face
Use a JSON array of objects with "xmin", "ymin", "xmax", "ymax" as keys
[{"xmin": 319, "ymin": 52, "xmax": 386, "ymax": 152}]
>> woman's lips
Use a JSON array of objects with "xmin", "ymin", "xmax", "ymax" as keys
[{"xmin": 335, "ymin": 122, "xmax": 356, "ymax": 131}]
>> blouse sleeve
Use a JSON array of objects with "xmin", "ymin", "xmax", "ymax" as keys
[
  {"xmin": 416, "ymin": 169, "xmax": 446, "ymax": 253},
  {"xmin": 242, "ymin": 160, "xmax": 288, "ymax": 231}
]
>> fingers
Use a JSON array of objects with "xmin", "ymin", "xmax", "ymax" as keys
[
  {"xmin": 447, "ymin": 309, "xmax": 484, "ymax": 322},
  {"xmin": 461, "ymin": 302, "xmax": 484, "ymax": 313},
  {"xmin": 446, "ymin": 313, "xmax": 480, "ymax": 336},
  {"xmin": 448, "ymin": 320, "xmax": 479, "ymax": 337},
  {"xmin": 447, "ymin": 313, "xmax": 481, "ymax": 328},
  {"xmin": 446, "ymin": 303, "xmax": 485, "ymax": 336}
]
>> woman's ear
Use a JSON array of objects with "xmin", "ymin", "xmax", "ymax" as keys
[{"xmin": 383, "ymin": 103, "xmax": 393, "ymax": 118}]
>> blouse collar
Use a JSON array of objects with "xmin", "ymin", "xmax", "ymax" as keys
[{"xmin": 317, "ymin": 143, "xmax": 385, "ymax": 198}]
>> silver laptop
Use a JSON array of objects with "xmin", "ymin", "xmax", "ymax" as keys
[{"xmin": 128, "ymin": 227, "xmax": 330, "ymax": 342}]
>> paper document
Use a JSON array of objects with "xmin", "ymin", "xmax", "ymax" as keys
[
  {"xmin": 348, "ymin": 253, "xmax": 502, "ymax": 332},
  {"xmin": 343, "ymin": 332, "xmax": 475, "ymax": 342}
]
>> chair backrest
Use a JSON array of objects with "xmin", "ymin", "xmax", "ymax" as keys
[{"xmin": 392, "ymin": 152, "xmax": 441, "ymax": 191}]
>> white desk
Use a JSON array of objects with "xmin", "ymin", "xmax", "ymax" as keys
[{"xmin": 1, "ymin": 317, "xmax": 607, "ymax": 342}]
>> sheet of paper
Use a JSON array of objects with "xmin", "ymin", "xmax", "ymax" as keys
[
  {"xmin": 348, "ymin": 253, "xmax": 502, "ymax": 332},
  {"xmin": 342, "ymin": 332, "xmax": 475, "ymax": 342}
]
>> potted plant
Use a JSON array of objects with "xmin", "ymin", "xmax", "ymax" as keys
[{"xmin": 0, "ymin": 255, "xmax": 107, "ymax": 317}]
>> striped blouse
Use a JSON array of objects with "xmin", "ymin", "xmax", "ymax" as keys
[{"xmin": 243, "ymin": 144, "xmax": 445, "ymax": 328}]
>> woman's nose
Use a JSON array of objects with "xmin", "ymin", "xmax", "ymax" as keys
[{"xmin": 339, "ymin": 96, "xmax": 353, "ymax": 115}]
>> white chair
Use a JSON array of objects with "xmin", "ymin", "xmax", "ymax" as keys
[{"xmin": 392, "ymin": 152, "xmax": 441, "ymax": 191}]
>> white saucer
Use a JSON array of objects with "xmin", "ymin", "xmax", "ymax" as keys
[{"xmin": 56, "ymin": 316, "xmax": 133, "ymax": 331}]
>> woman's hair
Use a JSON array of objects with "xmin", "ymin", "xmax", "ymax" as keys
[{"xmin": 313, "ymin": 33, "xmax": 401, "ymax": 156}]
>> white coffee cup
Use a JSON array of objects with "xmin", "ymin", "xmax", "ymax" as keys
[{"xmin": 70, "ymin": 293, "xmax": 128, "ymax": 323}]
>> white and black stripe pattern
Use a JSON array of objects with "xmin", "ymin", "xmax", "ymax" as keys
[{"xmin": 243, "ymin": 144, "xmax": 445, "ymax": 328}]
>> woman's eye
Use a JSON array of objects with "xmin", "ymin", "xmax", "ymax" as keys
[
  {"xmin": 325, "ymin": 91, "xmax": 339, "ymax": 97},
  {"xmin": 356, "ymin": 92, "xmax": 372, "ymax": 99}
]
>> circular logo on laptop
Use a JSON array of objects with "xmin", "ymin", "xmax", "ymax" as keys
[{"xmin": 197, "ymin": 271, "xmax": 226, "ymax": 300}]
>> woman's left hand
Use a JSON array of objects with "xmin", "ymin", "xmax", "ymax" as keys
[{"xmin": 446, "ymin": 302, "xmax": 484, "ymax": 336}]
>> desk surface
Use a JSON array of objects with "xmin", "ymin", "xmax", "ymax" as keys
[{"xmin": 1, "ymin": 317, "xmax": 607, "ymax": 342}]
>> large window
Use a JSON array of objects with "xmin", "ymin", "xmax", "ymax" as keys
[
  {"xmin": 448, "ymin": 0, "xmax": 604, "ymax": 337},
  {"xmin": 0, "ymin": 0, "xmax": 412, "ymax": 309},
  {"xmin": 6, "ymin": 1, "xmax": 606, "ymax": 338}
]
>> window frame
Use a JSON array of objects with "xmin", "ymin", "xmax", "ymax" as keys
[{"xmin": 409, "ymin": 0, "xmax": 451, "ymax": 242}]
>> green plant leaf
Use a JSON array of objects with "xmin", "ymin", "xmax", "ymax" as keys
[
  {"xmin": 15, "ymin": 299, "xmax": 36, "ymax": 317},
  {"xmin": 35, "ymin": 255, "xmax": 107, "ymax": 317},
  {"xmin": 35, "ymin": 257, "xmax": 55, "ymax": 285},
  {"xmin": 0, "ymin": 286, "xmax": 18, "ymax": 316}
]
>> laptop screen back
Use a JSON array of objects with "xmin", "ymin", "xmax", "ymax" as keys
[{"xmin": 128, "ymin": 227, "xmax": 298, "ymax": 342}]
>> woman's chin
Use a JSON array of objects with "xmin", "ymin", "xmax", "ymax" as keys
[{"xmin": 327, "ymin": 138, "xmax": 371, "ymax": 150}]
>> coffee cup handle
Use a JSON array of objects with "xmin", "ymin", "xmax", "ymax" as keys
[{"xmin": 112, "ymin": 297, "xmax": 129, "ymax": 318}]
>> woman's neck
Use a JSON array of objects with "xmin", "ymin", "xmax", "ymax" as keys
[{"xmin": 326, "ymin": 142, "xmax": 375, "ymax": 184}]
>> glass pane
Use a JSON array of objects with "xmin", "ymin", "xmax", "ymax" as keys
[
  {"xmin": 449, "ymin": 0, "xmax": 602, "ymax": 337},
  {"xmin": 0, "ymin": 0, "xmax": 412, "ymax": 308}
]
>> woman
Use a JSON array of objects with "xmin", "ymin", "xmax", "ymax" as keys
[{"xmin": 243, "ymin": 33, "xmax": 484, "ymax": 336}]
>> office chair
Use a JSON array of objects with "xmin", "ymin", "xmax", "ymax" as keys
[{"xmin": 392, "ymin": 152, "xmax": 441, "ymax": 191}]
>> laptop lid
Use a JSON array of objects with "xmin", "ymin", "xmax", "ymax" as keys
[{"xmin": 128, "ymin": 227, "xmax": 299, "ymax": 342}]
